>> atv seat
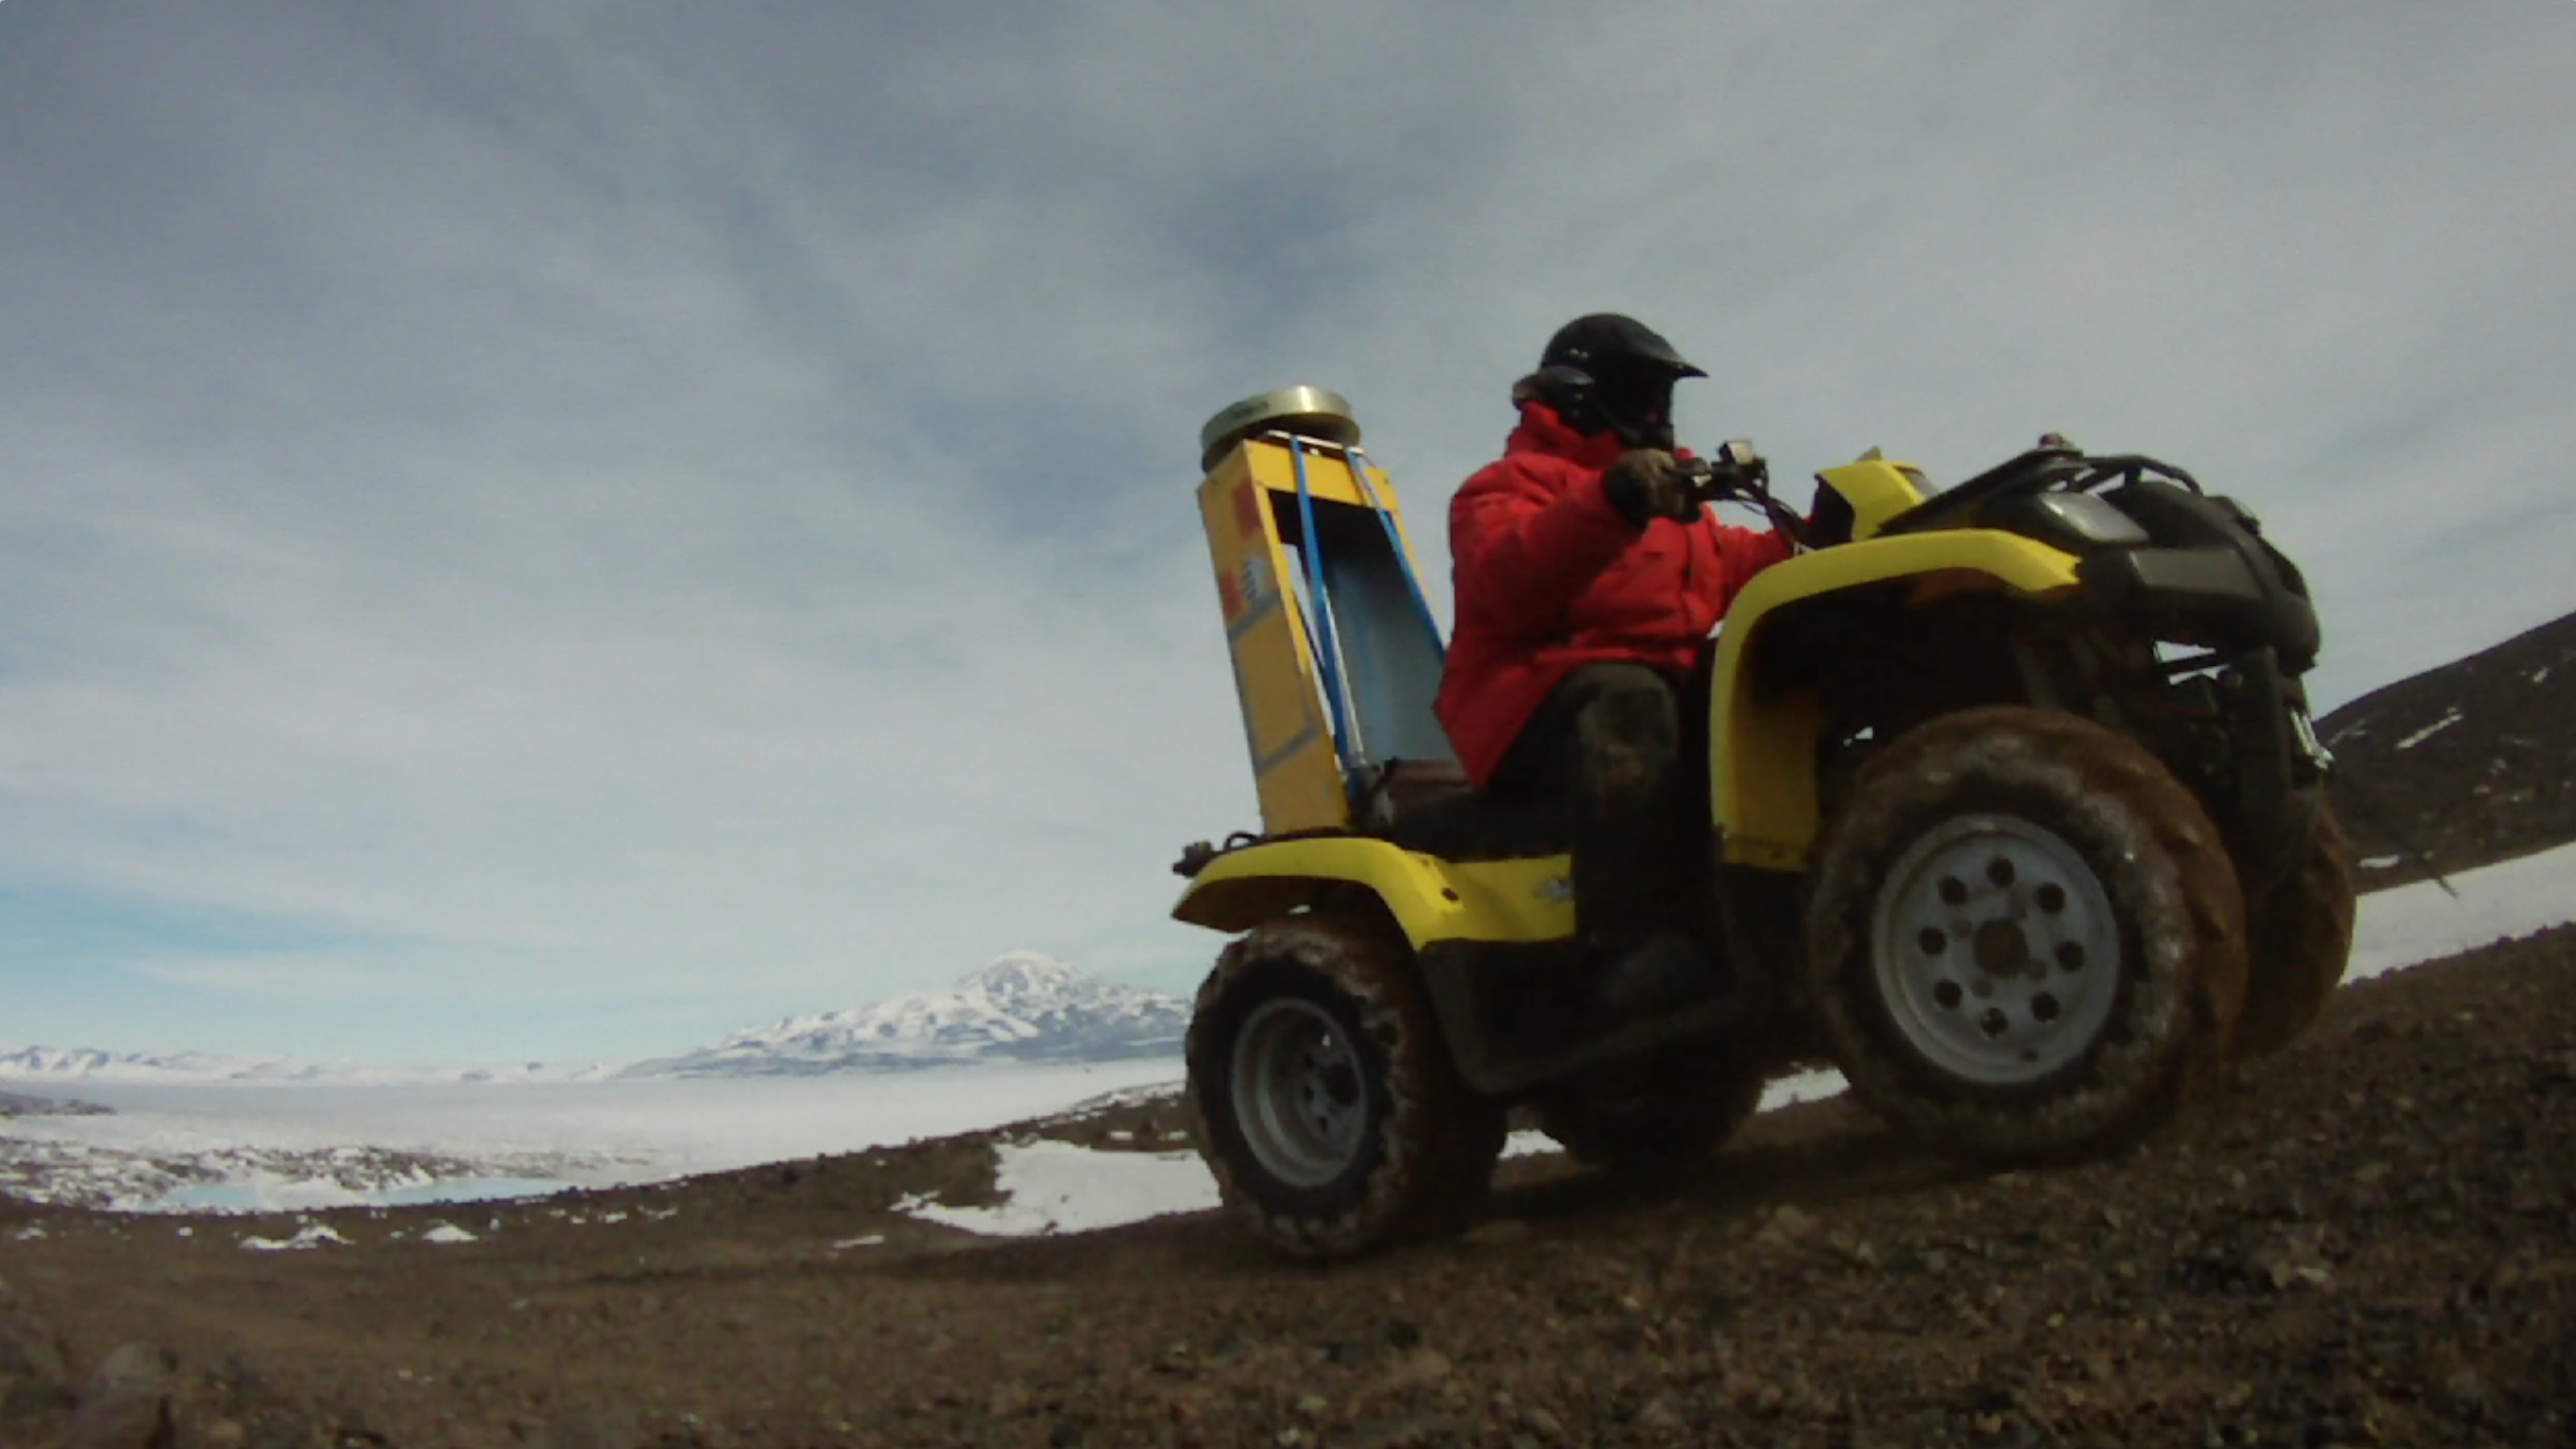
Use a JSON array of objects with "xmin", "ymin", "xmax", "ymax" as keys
[{"xmin": 1366, "ymin": 759, "xmax": 1572, "ymax": 863}]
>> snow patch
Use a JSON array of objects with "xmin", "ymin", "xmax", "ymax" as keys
[
  {"xmin": 421, "ymin": 1222, "xmax": 478, "ymax": 1244},
  {"xmin": 240, "ymin": 1223, "xmax": 349, "ymax": 1253},
  {"xmin": 896, "ymin": 1139, "xmax": 1220, "ymax": 1236},
  {"xmin": 2393, "ymin": 708, "xmax": 2464, "ymax": 750}
]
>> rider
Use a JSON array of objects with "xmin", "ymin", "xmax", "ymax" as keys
[{"xmin": 1434, "ymin": 313, "xmax": 1797, "ymax": 1014}]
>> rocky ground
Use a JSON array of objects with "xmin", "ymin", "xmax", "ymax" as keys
[
  {"xmin": 7, "ymin": 613, "xmax": 2572, "ymax": 1449},
  {"xmin": 3, "ymin": 921, "xmax": 2571, "ymax": 1449}
]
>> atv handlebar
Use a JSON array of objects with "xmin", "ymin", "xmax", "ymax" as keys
[{"xmin": 1680, "ymin": 443, "xmax": 1813, "ymax": 548}]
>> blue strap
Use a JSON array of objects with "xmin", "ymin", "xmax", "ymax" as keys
[
  {"xmin": 1287, "ymin": 437, "xmax": 1355, "ymax": 766},
  {"xmin": 1344, "ymin": 445, "xmax": 1448, "ymax": 661}
]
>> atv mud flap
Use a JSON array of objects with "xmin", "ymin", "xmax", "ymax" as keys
[{"xmin": 1416, "ymin": 940, "xmax": 1734, "ymax": 1097}]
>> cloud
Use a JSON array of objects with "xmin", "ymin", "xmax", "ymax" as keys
[
  {"xmin": 130, "ymin": 954, "xmax": 410, "ymax": 1002},
  {"xmin": 1, "ymin": 0, "xmax": 2570, "ymax": 1058}
]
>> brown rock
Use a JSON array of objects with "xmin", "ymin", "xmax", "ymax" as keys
[
  {"xmin": 65, "ymin": 1342, "xmax": 173, "ymax": 1449},
  {"xmin": 1380, "ymin": 1348, "xmax": 1450, "ymax": 1389}
]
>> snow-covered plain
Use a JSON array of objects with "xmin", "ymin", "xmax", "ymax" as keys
[
  {"xmin": 1, "ymin": 1059, "xmax": 1186, "ymax": 1214},
  {"xmin": 7, "ymin": 840, "xmax": 2572, "ymax": 1235}
]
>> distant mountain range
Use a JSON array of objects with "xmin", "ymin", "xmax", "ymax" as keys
[
  {"xmin": 621, "ymin": 953, "xmax": 1186, "ymax": 1078},
  {"xmin": 0, "ymin": 954, "xmax": 1186, "ymax": 1085},
  {"xmin": 0, "ymin": 1046, "xmax": 621, "ymax": 1087}
]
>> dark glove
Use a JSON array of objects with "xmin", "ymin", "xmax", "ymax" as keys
[{"xmin": 1601, "ymin": 449, "xmax": 1696, "ymax": 527}]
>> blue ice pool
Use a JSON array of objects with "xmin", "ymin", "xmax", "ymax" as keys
[{"xmin": 371, "ymin": 1177, "xmax": 569, "ymax": 1206}]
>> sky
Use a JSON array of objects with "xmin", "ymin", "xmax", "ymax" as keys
[{"xmin": 2, "ymin": 2, "xmax": 2570, "ymax": 1064}]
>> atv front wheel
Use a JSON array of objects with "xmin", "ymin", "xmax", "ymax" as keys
[
  {"xmin": 2232, "ymin": 804, "xmax": 2357, "ymax": 1058},
  {"xmin": 1534, "ymin": 1041, "xmax": 1766, "ymax": 1173},
  {"xmin": 1185, "ymin": 915, "xmax": 1503, "ymax": 1259},
  {"xmin": 1807, "ymin": 706, "xmax": 2247, "ymax": 1162}
]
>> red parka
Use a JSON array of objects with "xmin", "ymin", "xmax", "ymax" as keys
[{"xmin": 1433, "ymin": 401, "xmax": 1795, "ymax": 786}]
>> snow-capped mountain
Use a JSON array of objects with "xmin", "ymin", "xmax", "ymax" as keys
[
  {"xmin": 622, "ymin": 953, "xmax": 1187, "ymax": 1077},
  {"xmin": 0, "ymin": 954, "xmax": 1184, "ymax": 1084}
]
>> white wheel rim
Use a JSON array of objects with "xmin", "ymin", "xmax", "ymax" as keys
[
  {"xmin": 1869, "ymin": 812, "xmax": 2124, "ymax": 1085},
  {"xmin": 1230, "ymin": 998, "xmax": 1370, "ymax": 1188}
]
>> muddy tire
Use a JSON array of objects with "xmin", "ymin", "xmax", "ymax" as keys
[
  {"xmin": 2233, "ymin": 805, "xmax": 2358, "ymax": 1058},
  {"xmin": 1807, "ymin": 706, "xmax": 2247, "ymax": 1162},
  {"xmin": 1184, "ymin": 915, "xmax": 1504, "ymax": 1260},
  {"xmin": 1534, "ymin": 1042, "xmax": 1765, "ymax": 1173}
]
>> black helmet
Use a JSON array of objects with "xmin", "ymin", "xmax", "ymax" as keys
[{"xmin": 1531, "ymin": 312, "xmax": 1706, "ymax": 449}]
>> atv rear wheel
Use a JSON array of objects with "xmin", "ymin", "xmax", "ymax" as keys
[
  {"xmin": 1534, "ymin": 1041, "xmax": 1765, "ymax": 1173},
  {"xmin": 1807, "ymin": 706, "xmax": 2247, "ymax": 1162},
  {"xmin": 1185, "ymin": 915, "xmax": 1504, "ymax": 1259},
  {"xmin": 2232, "ymin": 804, "xmax": 2357, "ymax": 1058}
]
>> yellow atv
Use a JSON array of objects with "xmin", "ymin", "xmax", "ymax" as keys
[{"xmin": 1173, "ymin": 390, "xmax": 2354, "ymax": 1260}]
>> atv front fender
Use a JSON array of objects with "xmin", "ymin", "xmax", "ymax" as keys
[
  {"xmin": 1173, "ymin": 838, "xmax": 1575, "ymax": 949},
  {"xmin": 1712, "ymin": 529, "xmax": 2084, "ymax": 870}
]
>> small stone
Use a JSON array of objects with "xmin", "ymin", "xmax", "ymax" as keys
[
  {"xmin": 541, "ymin": 1405, "xmax": 643, "ymax": 1449},
  {"xmin": 1293, "ymin": 1392, "xmax": 1330, "ymax": 1418},
  {"xmin": 1754, "ymin": 1204, "xmax": 1816, "ymax": 1248},
  {"xmin": 1636, "ymin": 1395, "xmax": 1684, "ymax": 1429},
  {"xmin": 65, "ymin": 1342, "xmax": 173, "ymax": 1449},
  {"xmin": 1523, "ymin": 1405, "xmax": 1564, "ymax": 1436},
  {"xmin": 1344, "ymin": 1414, "xmax": 1452, "ymax": 1449},
  {"xmin": 1723, "ymin": 1370, "xmax": 1778, "ymax": 1411},
  {"xmin": 1377, "ymin": 1348, "xmax": 1452, "ymax": 1391},
  {"xmin": 2353, "ymin": 1162, "xmax": 2390, "ymax": 1186}
]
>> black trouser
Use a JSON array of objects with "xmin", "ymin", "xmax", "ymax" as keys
[{"xmin": 1487, "ymin": 662, "xmax": 1706, "ymax": 955}]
